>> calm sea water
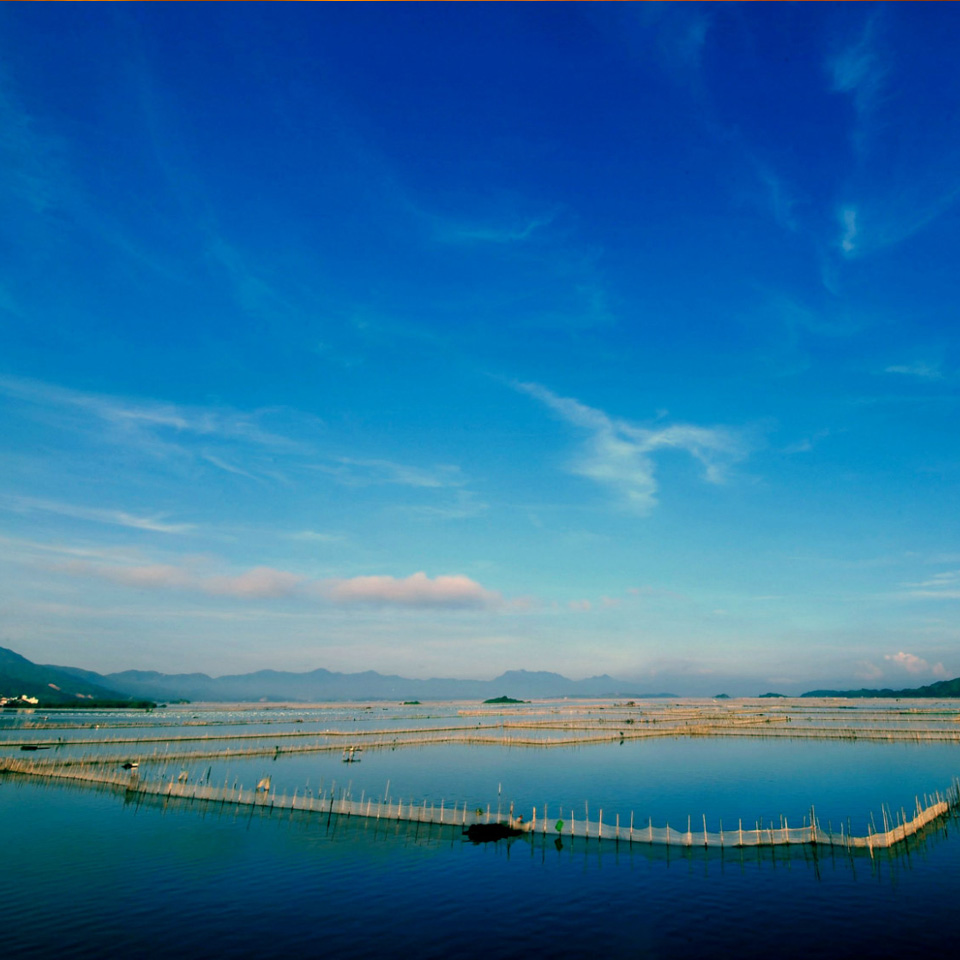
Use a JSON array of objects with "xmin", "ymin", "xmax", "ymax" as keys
[
  {"xmin": 100, "ymin": 736, "xmax": 960, "ymax": 836},
  {"xmin": 4, "ymin": 728, "xmax": 960, "ymax": 958}
]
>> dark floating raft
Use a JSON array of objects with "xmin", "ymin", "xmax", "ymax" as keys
[{"xmin": 463, "ymin": 822, "xmax": 524, "ymax": 843}]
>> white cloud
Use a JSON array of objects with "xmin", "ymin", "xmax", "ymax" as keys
[
  {"xmin": 516, "ymin": 382, "xmax": 748, "ymax": 513},
  {"xmin": 884, "ymin": 651, "xmax": 946, "ymax": 677},
  {"xmin": 326, "ymin": 572, "xmax": 500, "ymax": 609},
  {"xmin": 53, "ymin": 558, "xmax": 502, "ymax": 610}
]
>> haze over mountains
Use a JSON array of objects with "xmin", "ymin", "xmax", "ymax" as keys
[
  {"xmin": 0, "ymin": 646, "xmax": 673, "ymax": 703},
  {"xmin": 5, "ymin": 645, "xmax": 960, "ymax": 705}
]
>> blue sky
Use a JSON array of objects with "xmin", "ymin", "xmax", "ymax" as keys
[{"xmin": 2, "ymin": 3, "xmax": 960, "ymax": 694}]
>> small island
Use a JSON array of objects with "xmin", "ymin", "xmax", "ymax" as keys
[{"xmin": 483, "ymin": 695, "xmax": 527, "ymax": 704}]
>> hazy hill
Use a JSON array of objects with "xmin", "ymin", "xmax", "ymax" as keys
[
  {"xmin": 0, "ymin": 645, "xmax": 134, "ymax": 705},
  {"xmin": 90, "ymin": 664, "xmax": 674, "ymax": 702},
  {"xmin": 802, "ymin": 677, "xmax": 960, "ymax": 698},
  {"xmin": 6, "ymin": 647, "xmax": 676, "ymax": 702}
]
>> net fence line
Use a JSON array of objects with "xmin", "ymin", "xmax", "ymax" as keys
[
  {"xmin": 7, "ymin": 705, "xmax": 958, "ymax": 735},
  {"xmin": 5, "ymin": 698, "xmax": 960, "ymax": 746},
  {"xmin": 3, "ymin": 755, "xmax": 956, "ymax": 854},
  {"xmin": 5, "ymin": 721, "xmax": 960, "ymax": 755}
]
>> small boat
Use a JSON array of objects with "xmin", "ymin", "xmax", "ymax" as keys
[
  {"xmin": 342, "ymin": 746, "xmax": 362, "ymax": 763},
  {"xmin": 121, "ymin": 761, "xmax": 139, "ymax": 770}
]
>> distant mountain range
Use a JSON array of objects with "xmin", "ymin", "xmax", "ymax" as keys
[
  {"xmin": 0, "ymin": 645, "xmax": 675, "ymax": 704},
  {"xmin": 6, "ymin": 644, "xmax": 960, "ymax": 705}
]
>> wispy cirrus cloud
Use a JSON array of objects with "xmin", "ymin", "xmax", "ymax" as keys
[
  {"xmin": 583, "ymin": 4, "xmax": 712, "ymax": 89},
  {"xmin": 783, "ymin": 429, "xmax": 834, "ymax": 456},
  {"xmin": 631, "ymin": 4, "xmax": 712, "ymax": 82},
  {"xmin": 829, "ymin": 13, "xmax": 960, "ymax": 259},
  {"xmin": 399, "ymin": 488, "xmax": 488, "ymax": 522},
  {"xmin": 901, "ymin": 570, "xmax": 960, "ymax": 600},
  {"xmin": 434, "ymin": 213, "xmax": 557, "ymax": 246},
  {"xmin": 884, "ymin": 361, "xmax": 943, "ymax": 381},
  {"xmin": 285, "ymin": 530, "xmax": 344, "ymax": 544},
  {"xmin": 200, "ymin": 453, "xmax": 262, "ymax": 481},
  {"xmin": 311, "ymin": 457, "xmax": 465, "ymax": 489},
  {"xmin": 0, "ymin": 374, "xmax": 309, "ymax": 453},
  {"xmin": 0, "ymin": 534, "xmax": 143, "ymax": 565},
  {"xmin": 755, "ymin": 164, "xmax": 799, "ymax": 232},
  {"xmin": 836, "ymin": 189, "xmax": 960, "ymax": 259},
  {"xmin": 516, "ymin": 382, "xmax": 749, "ymax": 514},
  {"xmin": 838, "ymin": 205, "xmax": 859, "ymax": 257},
  {"xmin": 0, "ymin": 73, "xmax": 68, "ymax": 217},
  {"xmin": 409, "ymin": 196, "xmax": 560, "ymax": 247},
  {"xmin": 205, "ymin": 235, "xmax": 301, "ymax": 325},
  {"xmin": 828, "ymin": 17, "xmax": 887, "ymax": 122},
  {"xmin": 1, "ymin": 495, "xmax": 194, "ymax": 534}
]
